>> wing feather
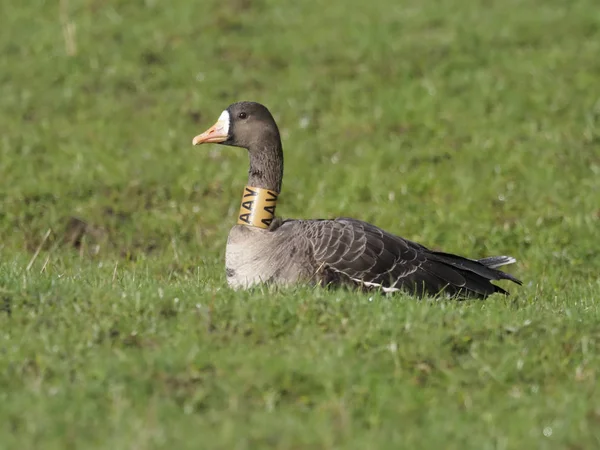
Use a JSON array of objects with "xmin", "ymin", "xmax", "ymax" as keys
[{"xmin": 289, "ymin": 218, "xmax": 520, "ymax": 298}]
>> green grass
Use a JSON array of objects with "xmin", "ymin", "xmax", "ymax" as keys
[{"xmin": 1, "ymin": 0, "xmax": 600, "ymax": 448}]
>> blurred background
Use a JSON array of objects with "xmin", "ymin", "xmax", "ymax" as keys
[{"xmin": 1, "ymin": 0, "xmax": 599, "ymax": 286}]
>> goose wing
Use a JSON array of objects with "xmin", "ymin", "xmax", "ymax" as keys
[{"xmin": 288, "ymin": 217, "xmax": 520, "ymax": 298}]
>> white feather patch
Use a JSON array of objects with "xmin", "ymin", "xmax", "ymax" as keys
[
  {"xmin": 217, "ymin": 110, "xmax": 230, "ymax": 136},
  {"xmin": 350, "ymin": 277, "xmax": 401, "ymax": 293}
]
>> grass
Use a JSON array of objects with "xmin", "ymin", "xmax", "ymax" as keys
[{"xmin": 1, "ymin": 0, "xmax": 600, "ymax": 448}]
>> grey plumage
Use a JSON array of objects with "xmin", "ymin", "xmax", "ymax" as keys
[
  {"xmin": 227, "ymin": 217, "xmax": 521, "ymax": 298},
  {"xmin": 194, "ymin": 101, "xmax": 522, "ymax": 299}
]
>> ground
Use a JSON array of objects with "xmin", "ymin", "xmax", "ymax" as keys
[{"xmin": 1, "ymin": 0, "xmax": 599, "ymax": 448}]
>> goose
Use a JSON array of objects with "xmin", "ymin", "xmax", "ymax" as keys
[{"xmin": 192, "ymin": 101, "xmax": 522, "ymax": 298}]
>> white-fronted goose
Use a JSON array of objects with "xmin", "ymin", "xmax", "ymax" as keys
[{"xmin": 192, "ymin": 102, "xmax": 522, "ymax": 298}]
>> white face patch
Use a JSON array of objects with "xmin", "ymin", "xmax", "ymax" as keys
[{"xmin": 216, "ymin": 110, "xmax": 230, "ymax": 136}]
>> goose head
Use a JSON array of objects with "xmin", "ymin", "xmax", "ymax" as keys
[{"xmin": 192, "ymin": 101, "xmax": 281, "ymax": 151}]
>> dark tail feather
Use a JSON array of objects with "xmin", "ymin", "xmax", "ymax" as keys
[
  {"xmin": 431, "ymin": 252, "xmax": 523, "ymax": 287},
  {"xmin": 460, "ymin": 269, "xmax": 509, "ymax": 296},
  {"xmin": 477, "ymin": 255, "xmax": 522, "ymax": 286}
]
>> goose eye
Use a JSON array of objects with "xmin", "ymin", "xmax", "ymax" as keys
[{"xmin": 238, "ymin": 112, "xmax": 247, "ymax": 119}]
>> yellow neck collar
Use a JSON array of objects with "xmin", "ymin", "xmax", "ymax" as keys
[{"xmin": 237, "ymin": 186, "xmax": 278, "ymax": 229}]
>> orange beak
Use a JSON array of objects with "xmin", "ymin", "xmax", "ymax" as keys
[{"xmin": 192, "ymin": 111, "xmax": 230, "ymax": 145}]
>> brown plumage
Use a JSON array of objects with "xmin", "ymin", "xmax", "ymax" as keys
[{"xmin": 193, "ymin": 101, "xmax": 522, "ymax": 299}]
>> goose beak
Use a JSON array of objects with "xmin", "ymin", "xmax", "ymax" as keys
[{"xmin": 192, "ymin": 110, "xmax": 230, "ymax": 145}]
